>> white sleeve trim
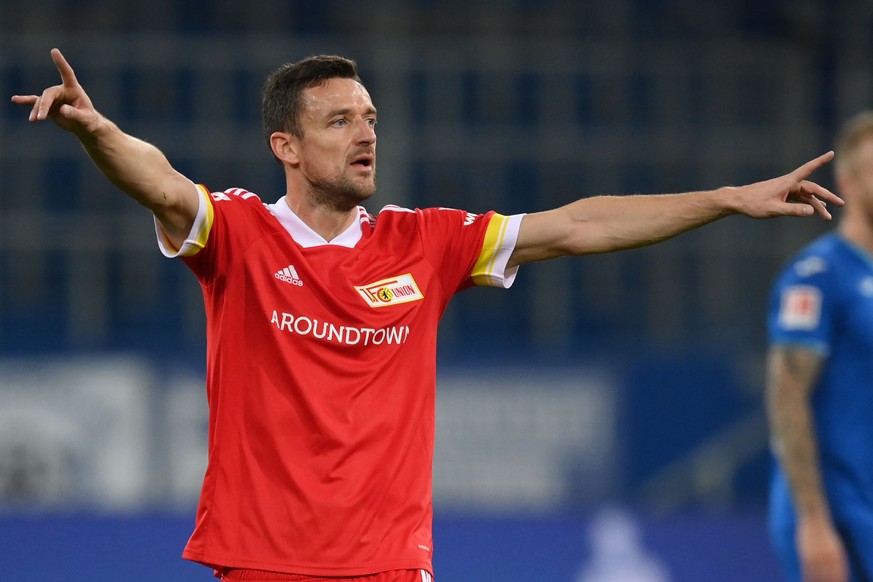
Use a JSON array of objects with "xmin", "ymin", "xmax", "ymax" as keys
[
  {"xmin": 473, "ymin": 213, "xmax": 525, "ymax": 289},
  {"xmin": 493, "ymin": 213, "xmax": 524, "ymax": 288},
  {"xmin": 154, "ymin": 183, "xmax": 211, "ymax": 258}
]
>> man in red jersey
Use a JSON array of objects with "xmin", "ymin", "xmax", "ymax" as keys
[{"xmin": 13, "ymin": 49, "xmax": 841, "ymax": 582}]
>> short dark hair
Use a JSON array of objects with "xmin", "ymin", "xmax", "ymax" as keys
[{"xmin": 262, "ymin": 55, "xmax": 362, "ymax": 159}]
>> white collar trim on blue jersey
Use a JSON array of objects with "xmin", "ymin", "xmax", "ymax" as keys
[{"xmin": 268, "ymin": 196, "xmax": 364, "ymax": 248}]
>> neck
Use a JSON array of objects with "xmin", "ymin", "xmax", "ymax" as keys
[
  {"xmin": 839, "ymin": 213, "xmax": 873, "ymax": 255},
  {"xmin": 284, "ymin": 193, "xmax": 358, "ymax": 242}
]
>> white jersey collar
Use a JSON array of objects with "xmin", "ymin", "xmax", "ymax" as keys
[{"xmin": 268, "ymin": 196, "xmax": 365, "ymax": 249}]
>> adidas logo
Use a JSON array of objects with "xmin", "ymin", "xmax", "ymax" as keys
[{"xmin": 275, "ymin": 264, "xmax": 304, "ymax": 287}]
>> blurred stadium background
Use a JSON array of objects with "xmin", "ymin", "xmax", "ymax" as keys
[{"xmin": 1, "ymin": 1, "xmax": 871, "ymax": 580}]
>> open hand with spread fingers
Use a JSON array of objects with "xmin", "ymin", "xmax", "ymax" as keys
[
  {"xmin": 727, "ymin": 151, "xmax": 843, "ymax": 220},
  {"xmin": 10, "ymin": 48, "xmax": 199, "ymax": 246},
  {"xmin": 10, "ymin": 48, "xmax": 101, "ymax": 136}
]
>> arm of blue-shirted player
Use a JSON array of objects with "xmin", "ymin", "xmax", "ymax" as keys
[
  {"xmin": 507, "ymin": 152, "xmax": 840, "ymax": 267},
  {"xmin": 767, "ymin": 346, "xmax": 848, "ymax": 582},
  {"xmin": 11, "ymin": 48, "xmax": 198, "ymax": 250}
]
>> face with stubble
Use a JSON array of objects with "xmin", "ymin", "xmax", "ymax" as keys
[{"xmin": 291, "ymin": 78, "xmax": 378, "ymax": 211}]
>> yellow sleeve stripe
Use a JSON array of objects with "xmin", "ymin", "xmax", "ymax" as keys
[
  {"xmin": 180, "ymin": 184, "xmax": 215, "ymax": 256},
  {"xmin": 471, "ymin": 213, "xmax": 511, "ymax": 286},
  {"xmin": 155, "ymin": 184, "xmax": 215, "ymax": 258}
]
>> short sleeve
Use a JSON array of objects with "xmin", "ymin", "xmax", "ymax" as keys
[
  {"xmin": 413, "ymin": 207, "xmax": 523, "ymax": 295},
  {"xmin": 469, "ymin": 213, "xmax": 525, "ymax": 288},
  {"xmin": 154, "ymin": 185, "xmax": 267, "ymax": 283},
  {"xmin": 768, "ymin": 254, "xmax": 839, "ymax": 355},
  {"xmin": 154, "ymin": 183, "xmax": 214, "ymax": 258}
]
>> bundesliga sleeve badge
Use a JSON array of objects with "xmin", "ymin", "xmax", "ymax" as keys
[{"xmin": 778, "ymin": 285, "xmax": 822, "ymax": 330}]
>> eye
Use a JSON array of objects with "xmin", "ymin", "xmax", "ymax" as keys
[
  {"xmin": 366, "ymin": 117, "xmax": 377, "ymax": 128},
  {"xmin": 331, "ymin": 118, "xmax": 347, "ymax": 128}
]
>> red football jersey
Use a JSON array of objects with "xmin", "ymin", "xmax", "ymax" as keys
[{"xmin": 155, "ymin": 185, "xmax": 523, "ymax": 577}]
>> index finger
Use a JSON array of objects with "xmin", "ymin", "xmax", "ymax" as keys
[
  {"xmin": 50, "ymin": 48, "xmax": 79, "ymax": 88},
  {"xmin": 792, "ymin": 150, "xmax": 835, "ymax": 180}
]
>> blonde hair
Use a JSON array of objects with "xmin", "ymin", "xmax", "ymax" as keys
[{"xmin": 835, "ymin": 111, "xmax": 873, "ymax": 177}]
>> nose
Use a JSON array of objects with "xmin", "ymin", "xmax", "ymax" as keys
[{"xmin": 354, "ymin": 117, "xmax": 376, "ymax": 145}]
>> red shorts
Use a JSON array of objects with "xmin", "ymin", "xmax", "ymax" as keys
[{"xmin": 218, "ymin": 569, "xmax": 433, "ymax": 582}]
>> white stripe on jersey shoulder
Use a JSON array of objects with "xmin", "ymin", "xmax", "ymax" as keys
[
  {"xmin": 358, "ymin": 207, "xmax": 377, "ymax": 229},
  {"xmin": 207, "ymin": 187, "xmax": 262, "ymax": 203},
  {"xmin": 379, "ymin": 204, "xmax": 415, "ymax": 214},
  {"xmin": 420, "ymin": 570, "xmax": 433, "ymax": 582},
  {"xmin": 223, "ymin": 187, "xmax": 260, "ymax": 200}
]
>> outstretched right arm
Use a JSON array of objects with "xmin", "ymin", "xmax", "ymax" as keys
[{"xmin": 11, "ymin": 48, "xmax": 197, "ymax": 250}]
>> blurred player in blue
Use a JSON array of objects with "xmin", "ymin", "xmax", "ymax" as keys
[{"xmin": 767, "ymin": 112, "xmax": 873, "ymax": 582}]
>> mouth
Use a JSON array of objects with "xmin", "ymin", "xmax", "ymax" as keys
[{"xmin": 350, "ymin": 154, "xmax": 375, "ymax": 171}]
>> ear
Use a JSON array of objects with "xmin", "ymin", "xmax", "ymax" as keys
[{"xmin": 270, "ymin": 131, "xmax": 301, "ymax": 166}]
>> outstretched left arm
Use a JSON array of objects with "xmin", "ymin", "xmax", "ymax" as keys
[{"xmin": 509, "ymin": 151, "xmax": 841, "ymax": 268}]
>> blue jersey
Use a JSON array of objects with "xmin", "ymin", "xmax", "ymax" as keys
[{"xmin": 768, "ymin": 233, "xmax": 873, "ymax": 581}]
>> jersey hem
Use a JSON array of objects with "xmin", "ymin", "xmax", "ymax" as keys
[{"xmin": 183, "ymin": 551, "xmax": 433, "ymax": 578}]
